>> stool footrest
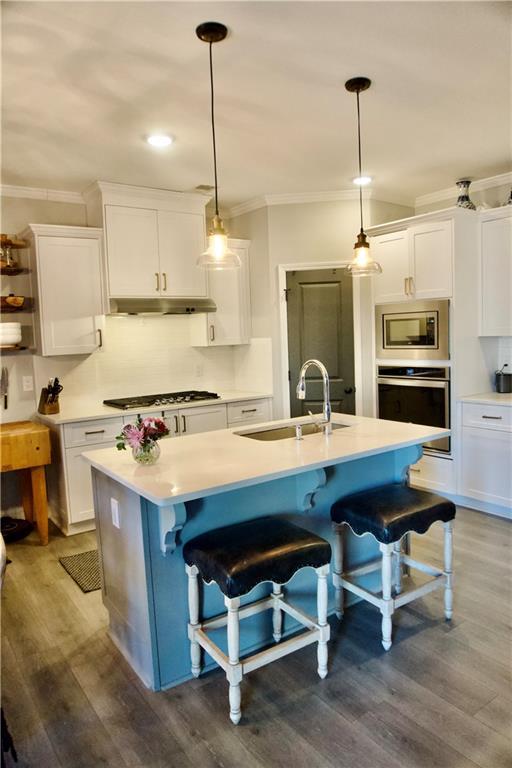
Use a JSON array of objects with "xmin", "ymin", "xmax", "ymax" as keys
[
  {"xmin": 402, "ymin": 555, "xmax": 443, "ymax": 578},
  {"xmin": 201, "ymin": 596, "xmax": 274, "ymax": 630}
]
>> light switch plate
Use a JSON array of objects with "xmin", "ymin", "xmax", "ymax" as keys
[
  {"xmin": 22, "ymin": 376, "xmax": 34, "ymax": 392},
  {"xmin": 110, "ymin": 498, "xmax": 120, "ymax": 528}
]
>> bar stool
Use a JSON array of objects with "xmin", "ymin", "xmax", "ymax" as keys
[
  {"xmin": 331, "ymin": 484, "xmax": 456, "ymax": 650},
  {"xmin": 183, "ymin": 516, "xmax": 331, "ymax": 724}
]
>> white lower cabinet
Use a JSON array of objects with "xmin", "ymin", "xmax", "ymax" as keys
[
  {"xmin": 45, "ymin": 397, "xmax": 271, "ymax": 534},
  {"xmin": 460, "ymin": 403, "xmax": 512, "ymax": 510},
  {"xmin": 409, "ymin": 454, "xmax": 454, "ymax": 494}
]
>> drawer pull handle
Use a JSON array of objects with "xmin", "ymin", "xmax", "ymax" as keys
[
  {"xmin": 174, "ymin": 415, "xmax": 179, "ymax": 432},
  {"xmin": 409, "ymin": 467, "xmax": 421, "ymax": 473},
  {"xmin": 181, "ymin": 414, "xmax": 187, "ymax": 433},
  {"xmin": 85, "ymin": 429, "xmax": 105, "ymax": 435},
  {"xmin": 481, "ymin": 415, "xmax": 503, "ymax": 420},
  {"xmin": 155, "ymin": 272, "xmax": 160, "ymax": 292},
  {"xmin": 162, "ymin": 272, "xmax": 167, "ymax": 292},
  {"xmin": 209, "ymin": 325, "xmax": 215, "ymax": 342},
  {"xmin": 97, "ymin": 329, "xmax": 103, "ymax": 348},
  {"xmin": 241, "ymin": 408, "xmax": 257, "ymax": 414}
]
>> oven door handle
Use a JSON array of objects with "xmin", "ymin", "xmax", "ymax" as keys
[{"xmin": 377, "ymin": 377, "xmax": 449, "ymax": 389}]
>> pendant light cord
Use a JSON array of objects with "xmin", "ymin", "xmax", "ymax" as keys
[
  {"xmin": 209, "ymin": 42, "xmax": 219, "ymax": 217},
  {"xmin": 356, "ymin": 90, "xmax": 363, "ymax": 232}
]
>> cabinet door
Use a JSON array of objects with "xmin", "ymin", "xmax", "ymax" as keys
[
  {"xmin": 409, "ymin": 220, "xmax": 453, "ymax": 299},
  {"xmin": 37, "ymin": 236, "xmax": 103, "ymax": 355},
  {"xmin": 177, "ymin": 405, "xmax": 227, "ymax": 435},
  {"xmin": 66, "ymin": 442, "xmax": 116, "ymax": 524},
  {"xmin": 480, "ymin": 216, "xmax": 512, "ymax": 335},
  {"xmin": 372, "ymin": 231, "xmax": 410, "ymax": 303},
  {"xmin": 460, "ymin": 427, "xmax": 512, "ymax": 508},
  {"xmin": 207, "ymin": 247, "xmax": 251, "ymax": 345},
  {"xmin": 157, "ymin": 211, "xmax": 207, "ymax": 297},
  {"xmin": 105, "ymin": 205, "xmax": 159, "ymax": 297}
]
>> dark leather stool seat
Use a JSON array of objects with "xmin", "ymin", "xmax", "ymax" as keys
[
  {"xmin": 330, "ymin": 483, "xmax": 456, "ymax": 652},
  {"xmin": 184, "ymin": 516, "xmax": 332, "ymax": 599},
  {"xmin": 331, "ymin": 484, "xmax": 456, "ymax": 544}
]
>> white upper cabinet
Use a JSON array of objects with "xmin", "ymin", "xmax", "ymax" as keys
[
  {"xmin": 24, "ymin": 226, "xmax": 105, "ymax": 356},
  {"xmin": 479, "ymin": 209, "xmax": 512, "ymax": 336},
  {"xmin": 105, "ymin": 206, "xmax": 159, "ymax": 297},
  {"xmin": 190, "ymin": 242, "xmax": 251, "ymax": 347},
  {"xmin": 157, "ymin": 210, "xmax": 207, "ymax": 297},
  {"xmin": 371, "ymin": 230, "xmax": 410, "ymax": 303},
  {"xmin": 410, "ymin": 220, "xmax": 453, "ymax": 299},
  {"xmin": 84, "ymin": 182, "xmax": 208, "ymax": 300},
  {"xmin": 372, "ymin": 219, "xmax": 453, "ymax": 304}
]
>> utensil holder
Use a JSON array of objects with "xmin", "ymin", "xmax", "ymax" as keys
[{"xmin": 38, "ymin": 388, "xmax": 60, "ymax": 415}]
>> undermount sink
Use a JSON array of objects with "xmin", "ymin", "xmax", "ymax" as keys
[{"xmin": 237, "ymin": 421, "xmax": 348, "ymax": 441}]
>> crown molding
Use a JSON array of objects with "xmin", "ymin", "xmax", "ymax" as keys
[
  {"xmin": 0, "ymin": 184, "xmax": 84, "ymax": 205},
  {"xmin": 227, "ymin": 188, "xmax": 375, "ymax": 219},
  {"xmin": 415, "ymin": 171, "xmax": 512, "ymax": 209}
]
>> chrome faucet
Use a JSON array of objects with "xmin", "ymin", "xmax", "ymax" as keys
[{"xmin": 296, "ymin": 359, "xmax": 332, "ymax": 435}]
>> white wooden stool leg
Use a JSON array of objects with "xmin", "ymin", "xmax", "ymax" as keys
[
  {"xmin": 186, "ymin": 564, "xmax": 201, "ymax": 677},
  {"xmin": 380, "ymin": 543, "xmax": 394, "ymax": 651},
  {"xmin": 225, "ymin": 596, "xmax": 242, "ymax": 725},
  {"xmin": 402, "ymin": 532, "xmax": 411, "ymax": 576},
  {"xmin": 393, "ymin": 540, "xmax": 402, "ymax": 595},
  {"xmin": 332, "ymin": 523, "xmax": 344, "ymax": 620},
  {"xmin": 272, "ymin": 583, "xmax": 283, "ymax": 642},
  {"xmin": 443, "ymin": 520, "xmax": 454, "ymax": 620},
  {"xmin": 316, "ymin": 564, "xmax": 329, "ymax": 679}
]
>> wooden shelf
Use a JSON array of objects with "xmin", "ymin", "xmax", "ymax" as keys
[
  {"xmin": 0, "ymin": 266, "xmax": 28, "ymax": 276},
  {"xmin": 0, "ymin": 344, "xmax": 28, "ymax": 352}
]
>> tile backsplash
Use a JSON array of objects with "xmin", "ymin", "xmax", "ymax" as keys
[{"xmin": 32, "ymin": 315, "xmax": 240, "ymax": 404}]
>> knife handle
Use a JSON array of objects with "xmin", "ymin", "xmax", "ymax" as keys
[{"xmin": 4, "ymin": 394, "xmax": 7, "ymax": 409}]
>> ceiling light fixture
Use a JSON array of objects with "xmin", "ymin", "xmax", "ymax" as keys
[
  {"xmin": 352, "ymin": 175, "xmax": 372, "ymax": 186},
  {"xmin": 147, "ymin": 134, "xmax": 173, "ymax": 148},
  {"xmin": 345, "ymin": 77, "xmax": 382, "ymax": 277},
  {"xmin": 196, "ymin": 21, "xmax": 240, "ymax": 270}
]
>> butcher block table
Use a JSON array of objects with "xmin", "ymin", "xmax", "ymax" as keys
[{"xmin": 0, "ymin": 420, "xmax": 51, "ymax": 545}]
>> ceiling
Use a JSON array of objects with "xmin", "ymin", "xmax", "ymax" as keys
[{"xmin": 2, "ymin": 1, "xmax": 510, "ymax": 208}]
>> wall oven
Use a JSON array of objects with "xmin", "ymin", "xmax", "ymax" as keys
[
  {"xmin": 377, "ymin": 365, "xmax": 450, "ymax": 454},
  {"xmin": 375, "ymin": 300, "xmax": 449, "ymax": 361}
]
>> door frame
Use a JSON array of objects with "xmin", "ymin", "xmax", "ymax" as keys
[{"xmin": 277, "ymin": 261, "xmax": 364, "ymax": 419}]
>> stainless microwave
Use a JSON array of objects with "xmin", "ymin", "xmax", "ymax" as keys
[{"xmin": 375, "ymin": 300, "xmax": 449, "ymax": 361}]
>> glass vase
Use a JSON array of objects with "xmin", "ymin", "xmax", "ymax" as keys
[{"xmin": 132, "ymin": 441, "xmax": 161, "ymax": 465}]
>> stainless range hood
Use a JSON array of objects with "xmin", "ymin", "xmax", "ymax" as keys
[{"xmin": 109, "ymin": 297, "xmax": 217, "ymax": 315}]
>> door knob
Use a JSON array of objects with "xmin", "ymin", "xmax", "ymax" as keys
[{"xmin": 344, "ymin": 387, "xmax": 354, "ymax": 395}]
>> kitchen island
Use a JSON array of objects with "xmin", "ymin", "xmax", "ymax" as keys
[{"xmin": 84, "ymin": 413, "xmax": 449, "ymax": 690}]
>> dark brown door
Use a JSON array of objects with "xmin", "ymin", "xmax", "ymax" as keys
[{"xmin": 286, "ymin": 268, "xmax": 355, "ymax": 417}]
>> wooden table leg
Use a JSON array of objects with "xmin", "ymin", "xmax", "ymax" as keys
[
  {"xmin": 30, "ymin": 466, "xmax": 48, "ymax": 545},
  {"xmin": 20, "ymin": 470, "xmax": 34, "ymax": 522}
]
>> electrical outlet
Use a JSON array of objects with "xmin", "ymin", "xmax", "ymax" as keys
[
  {"xmin": 22, "ymin": 376, "xmax": 34, "ymax": 392},
  {"xmin": 195, "ymin": 364, "xmax": 204, "ymax": 379},
  {"xmin": 110, "ymin": 498, "xmax": 120, "ymax": 529}
]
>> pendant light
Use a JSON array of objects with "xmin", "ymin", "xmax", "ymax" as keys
[
  {"xmin": 196, "ymin": 22, "xmax": 240, "ymax": 270},
  {"xmin": 345, "ymin": 77, "xmax": 382, "ymax": 276}
]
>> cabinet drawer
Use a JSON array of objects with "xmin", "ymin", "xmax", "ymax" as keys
[
  {"xmin": 462, "ymin": 403, "xmax": 512, "ymax": 431},
  {"xmin": 227, "ymin": 399, "xmax": 271, "ymax": 425},
  {"xmin": 409, "ymin": 454, "xmax": 454, "ymax": 493},
  {"xmin": 64, "ymin": 417, "xmax": 123, "ymax": 448}
]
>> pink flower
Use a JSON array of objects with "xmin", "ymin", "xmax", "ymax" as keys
[{"xmin": 121, "ymin": 424, "xmax": 144, "ymax": 449}]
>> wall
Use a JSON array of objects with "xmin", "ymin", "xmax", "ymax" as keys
[{"xmin": 230, "ymin": 196, "xmax": 413, "ymax": 419}]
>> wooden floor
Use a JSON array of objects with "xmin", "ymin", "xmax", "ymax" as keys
[{"xmin": 1, "ymin": 507, "xmax": 511, "ymax": 768}]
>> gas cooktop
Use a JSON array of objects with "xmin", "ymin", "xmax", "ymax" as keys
[{"xmin": 103, "ymin": 390, "xmax": 220, "ymax": 410}]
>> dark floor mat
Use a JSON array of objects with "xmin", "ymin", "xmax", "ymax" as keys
[{"xmin": 59, "ymin": 549, "xmax": 101, "ymax": 593}]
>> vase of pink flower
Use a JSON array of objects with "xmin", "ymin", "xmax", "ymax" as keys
[{"xmin": 116, "ymin": 416, "xmax": 169, "ymax": 465}]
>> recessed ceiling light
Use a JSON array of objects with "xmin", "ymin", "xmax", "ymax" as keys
[
  {"xmin": 147, "ymin": 134, "xmax": 173, "ymax": 148},
  {"xmin": 353, "ymin": 175, "xmax": 372, "ymax": 186}
]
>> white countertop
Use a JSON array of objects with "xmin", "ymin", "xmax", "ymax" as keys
[
  {"xmin": 458, "ymin": 392, "xmax": 512, "ymax": 407},
  {"xmin": 83, "ymin": 413, "xmax": 449, "ymax": 507},
  {"xmin": 37, "ymin": 391, "xmax": 272, "ymax": 426}
]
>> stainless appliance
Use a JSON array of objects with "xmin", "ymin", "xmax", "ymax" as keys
[
  {"xmin": 495, "ymin": 364, "xmax": 512, "ymax": 393},
  {"xmin": 104, "ymin": 390, "xmax": 220, "ymax": 410},
  {"xmin": 377, "ymin": 365, "xmax": 450, "ymax": 453},
  {"xmin": 375, "ymin": 299, "xmax": 449, "ymax": 361}
]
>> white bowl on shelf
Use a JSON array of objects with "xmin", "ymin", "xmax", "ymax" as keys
[{"xmin": 0, "ymin": 322, "xmax": 22, "ymax": 345}]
